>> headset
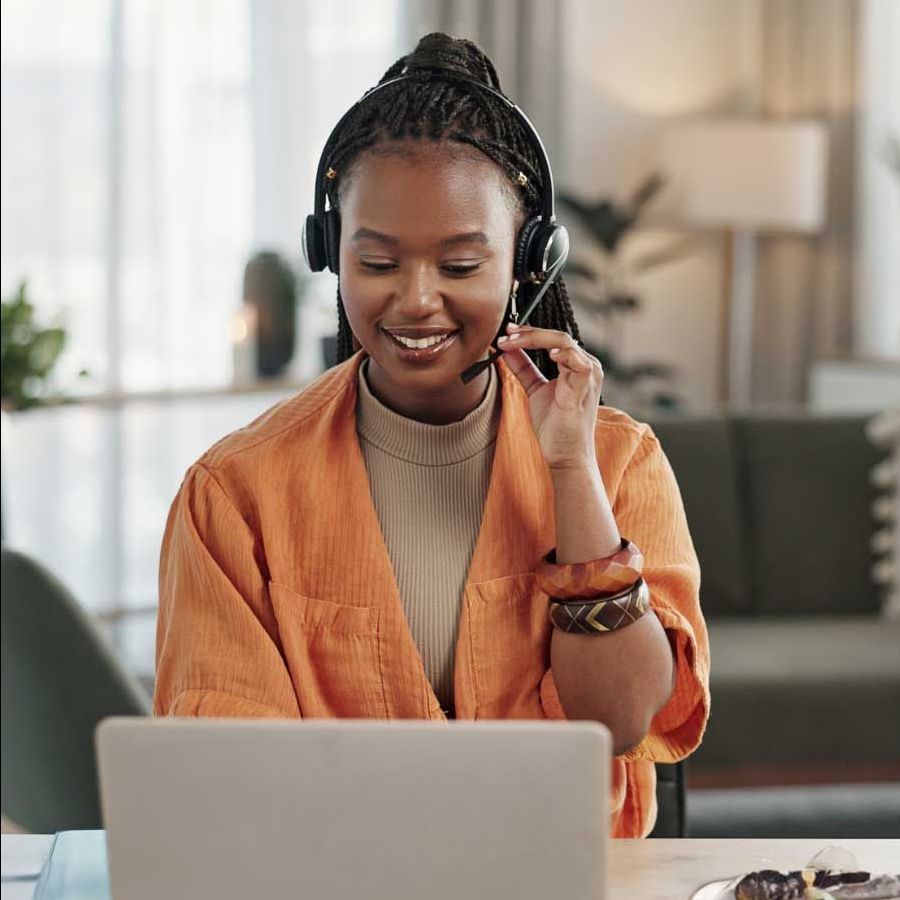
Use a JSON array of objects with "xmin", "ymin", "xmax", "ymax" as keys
[
  {"xmin": 302, "ymin": 63, "xmax": 570, "ymax": 383},
  {"xmin": 303, "ymin": 65, "xmax": 568, "ymax": 283}
]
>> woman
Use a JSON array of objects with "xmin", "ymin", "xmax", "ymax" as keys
[{"xmin": 155, "ymin": 33, "xmax": 709, "ymax": 839}]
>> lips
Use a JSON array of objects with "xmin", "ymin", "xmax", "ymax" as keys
[
  {"xmin": 382, "ymin": 327, "xmax": 459, "ymax": 364},
  {"xmin": 383, "ymin": 327, "xmax": 458, "ymax": 338}
]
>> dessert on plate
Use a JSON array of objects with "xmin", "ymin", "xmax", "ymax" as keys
[{"xmin": 693, "ymin": 847, "xmax": 900, "ymax": 900}]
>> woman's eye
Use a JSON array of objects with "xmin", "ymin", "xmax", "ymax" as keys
[
  {"xmin": 442, "ymin": 263, "xmax": 482, "ymax": 276},
  {"xmin": 359, "ymin": 260, "xmax": 396, "ymax": 272},
  {"xmin": 358, "ymin": 260, "xmax": 482, "ymax": 276}
]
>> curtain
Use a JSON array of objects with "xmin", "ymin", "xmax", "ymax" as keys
[
  {"xmin": 0, "ymin": 0, "xmax": 254, "ymax": 395},
  {"xmin": 400, "ymin": 0, "xmax": 566, "ymax": 174},
  {"xmin": 752, "ymin": 0, "xmax": 858, "ymax": 404},
  {"xmin": 250, "ymin": 0, "xmax": 403, "ymax": 383}
]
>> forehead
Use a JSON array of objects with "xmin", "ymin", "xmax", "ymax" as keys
[{"xmin": 339, "ymin": 142, "xmax": 519, "ymax": 241}]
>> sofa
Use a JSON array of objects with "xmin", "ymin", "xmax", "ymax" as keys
[{"xmin": 645, "ymin": 412, "xmax": 900, "ymax": 837}]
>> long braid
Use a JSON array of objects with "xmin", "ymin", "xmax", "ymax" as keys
[
  {"xmin": 329, "ymin": 33, "xmax": 581, "ymax": 380},
  {"xmin": 336, "ymin": 294, "xmax": 356, "ymax": 360}
]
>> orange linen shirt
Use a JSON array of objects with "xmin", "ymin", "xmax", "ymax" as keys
[{"xmin": 155, "ymin": 351, "xmax": 710, "ymax": 838}]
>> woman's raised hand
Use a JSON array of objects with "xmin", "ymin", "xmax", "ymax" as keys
[{"xmin": 497, "ymin": 323, "xmax": 604, "ymax": 471}]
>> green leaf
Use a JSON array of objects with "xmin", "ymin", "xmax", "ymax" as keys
[{"xmin": 1, "ymin": 280, "xmax": 69, "ymax": 410}]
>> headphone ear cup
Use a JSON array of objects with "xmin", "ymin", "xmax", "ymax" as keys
[
  {"xmin": 533, "ymin": 224, "xmax": 570, "ymax": 277},
  {"xmin": 302, "ymin": 214, "xmax": 328, "ymax": 272},
  {"xmin": 514, "ymin": 216, "xmax": 542, "ymax": 283},
  {"xmin": 515, "ymin": 218, "xmax": 570, "ymax": 284},
  {"xmin": 323, "ymin": 208, "xmax": 342, "ymax": 275}
]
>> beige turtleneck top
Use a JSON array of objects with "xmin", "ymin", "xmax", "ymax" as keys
[{"xmin": 355, "ymin": 358, "xmax": 501, "ymax": 715}]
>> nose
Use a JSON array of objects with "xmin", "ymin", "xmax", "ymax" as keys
[{"xmin": 393, "ymin": 262, "xmax": 444, "ymax": 320}]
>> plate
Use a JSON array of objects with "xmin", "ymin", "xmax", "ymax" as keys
[
  {"xmin": 688, "ymin": 846, "xmax": 870, "ymax": 900},
  {"xmin": 690, "ymin": 878, "xmax": 737, "ymax": 899}
]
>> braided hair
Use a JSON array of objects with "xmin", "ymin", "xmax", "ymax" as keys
[{"xmin": 327, "ymin": 32, "xmax": 581, "ymax": 380}]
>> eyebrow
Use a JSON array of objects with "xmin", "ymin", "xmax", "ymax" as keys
[{"xmin": 350, "ymin": 227, "xmax": 490, "ymax": 248}]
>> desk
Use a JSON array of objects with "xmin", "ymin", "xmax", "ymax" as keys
[
  {"xmin": 609, "ymin": 839, "xmax": 898, "ymax": 898},
  {"xmin": 2, "ymin": 835, "xmax": 898, "ymax": 899}
]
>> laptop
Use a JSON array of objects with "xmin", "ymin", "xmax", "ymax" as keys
[{"xmin": 96, "ymin": 717, "xmax": 610, "ymax": 900}]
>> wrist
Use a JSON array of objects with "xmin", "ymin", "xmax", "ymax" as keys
[
  {"xmin": 549, "ymin": 463, "xmax": 621, "ymax": 562},
  {"xmin": 548, "ymin": 456, "xmax": 599, "ymax": 479}
]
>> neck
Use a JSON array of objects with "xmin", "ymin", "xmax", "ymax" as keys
[{"xmin": 364, "ymin": 360, "xmax": 492, "ymax": 425}]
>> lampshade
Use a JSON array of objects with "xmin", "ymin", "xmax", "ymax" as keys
[{"xmin": 657, "ymin": 119, "xmax": 829, "ymax": 232}]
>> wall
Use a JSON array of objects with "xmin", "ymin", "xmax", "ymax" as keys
[
  {"xmin": 854, "ymin": 0, "xmax": 900, "ymax": 360},
  {"xmin": 563, "ymin": 0, "xmax": 761, "ymax": 409}
]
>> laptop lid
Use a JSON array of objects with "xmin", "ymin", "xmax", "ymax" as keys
[{"xmin": 96, "ymin": 718, "xmax": 609, "ymax": 900}]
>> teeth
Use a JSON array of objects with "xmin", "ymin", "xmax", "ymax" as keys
[{"xmin": 391, "ymin": 332, "xmax": 453, "ymax": 349}]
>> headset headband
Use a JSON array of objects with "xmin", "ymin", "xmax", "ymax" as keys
[{"xmin": 312, "ymin": 68, "xmax": 557, "ymax": 226}]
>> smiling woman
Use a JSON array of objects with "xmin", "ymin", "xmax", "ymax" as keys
[
  {"xmin": 154, "ymin": 32, "xmax": 710, "ymax": 841},
  {"xmin": 339, "ymin": 144, "xmax": 518, "ymax": 423}
]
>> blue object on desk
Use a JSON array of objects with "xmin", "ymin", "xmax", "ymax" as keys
[{"xmin": 33, "ymin": 832, "xmax": 109, "ymax": 900}]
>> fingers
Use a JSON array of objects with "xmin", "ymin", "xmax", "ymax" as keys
[
  {"xmin": 498, "ymin": 346, "xmax": 547, "ymax": 396},
  {"xmin": 498, "ymin": 325, "xmax": 602, "ymax": 382},
  {"xmin": 498, "ymin": 323, "xmax": 577, "ymax": 351},
  {"xmin": 548, "ymin": 345, "xmax": 593, "ymax": 375}
]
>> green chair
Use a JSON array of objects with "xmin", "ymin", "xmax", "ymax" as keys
[
  {"xmin": 1, "ymin": 547, "xmax": 150, "ymax": 833},
  {"xmin": 650, "ymin": 762, "xmax": 686, "ymax": 837}
]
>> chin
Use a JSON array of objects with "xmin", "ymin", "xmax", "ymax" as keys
[{"xmin": 388, "ymin": 359, "xmax": 465, "ymax": 393}]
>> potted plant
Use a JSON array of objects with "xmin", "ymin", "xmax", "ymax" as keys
[
  {"xmin": 560, "ymin": 174, "xmax": 697, "ymax": 412},
  {"xmin": 1, "ymin": 281, "xmax": 68, "ymax": 411}
]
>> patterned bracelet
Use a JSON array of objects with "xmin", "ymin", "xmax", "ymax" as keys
[
  {"xmin": 535, "ymin": 538, "xmax": 644, "ymax": 600},
  {"xmin": 549, "ymin": 578, "xmax": 650, "ymax": 634}
]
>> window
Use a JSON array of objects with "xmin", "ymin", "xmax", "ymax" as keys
[{"xmin": 1, "ymin": 0, "xmax": 402, "ymax": 676}]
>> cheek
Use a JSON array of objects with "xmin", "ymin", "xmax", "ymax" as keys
[
  {"xmin": 338, "ymin": 271, "xmax": 383, "ymax": 336},
  {"xmin": 457, "ymin": 275, "xmax": 510, "ymax": 333}
]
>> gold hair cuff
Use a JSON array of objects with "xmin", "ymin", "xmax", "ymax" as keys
[{"xmin": 325, "ymin": 167, "xmax": 338, "ymax": 180}]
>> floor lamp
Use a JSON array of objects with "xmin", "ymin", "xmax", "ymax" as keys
[{"xmin": 658, "ymin": 120, "xmax": 828, "ymax": 406}]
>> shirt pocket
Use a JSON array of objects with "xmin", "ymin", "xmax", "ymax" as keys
[
  {"xmin": 269, "ymin": 581, "xmax": 388, "ymax": 718},
  {"xmin": 463, "ymin": 572, "xmax": 551, "ymax": 719}
]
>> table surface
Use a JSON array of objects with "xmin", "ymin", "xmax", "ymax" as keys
[
  {"xmin": 2, "ymin": 835, "xmax": 898, "ymax": 899},
  {"xmin": 609, "ymin": 838, "xmax": 899, "ymax": 899}
]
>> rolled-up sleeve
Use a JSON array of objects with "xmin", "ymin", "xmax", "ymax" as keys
[
  {"xmin": 612, "ymin": 430, "xmax": 710, "ymax": 763},
  {"xmin": 154, "ymin": 464, "xmax": 300, "ymax": 719}
]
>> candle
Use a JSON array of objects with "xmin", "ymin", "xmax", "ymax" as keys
[{"xmin": 230, "ymin": 304, "xmax": 258, "ymax": 386}]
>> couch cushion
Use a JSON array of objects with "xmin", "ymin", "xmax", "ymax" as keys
[
  {"xmin": 694, "ymin": 618, "xmax": 900, "ymax": 769},
  {"xmin": 688, "ymin": 783, "xmax": 900, "ymax": 838},
  {"xmin": 736, "ymin": 415, "xmax": 883, "ymax": 615},
  {"xmin": 647, "ymin": 417, "xmax": 752, "ymax": 615}
]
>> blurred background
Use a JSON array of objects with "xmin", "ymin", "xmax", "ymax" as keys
[{"xmin": 2, "ymin": 0, "xmax": 899, "ymax": 838}]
